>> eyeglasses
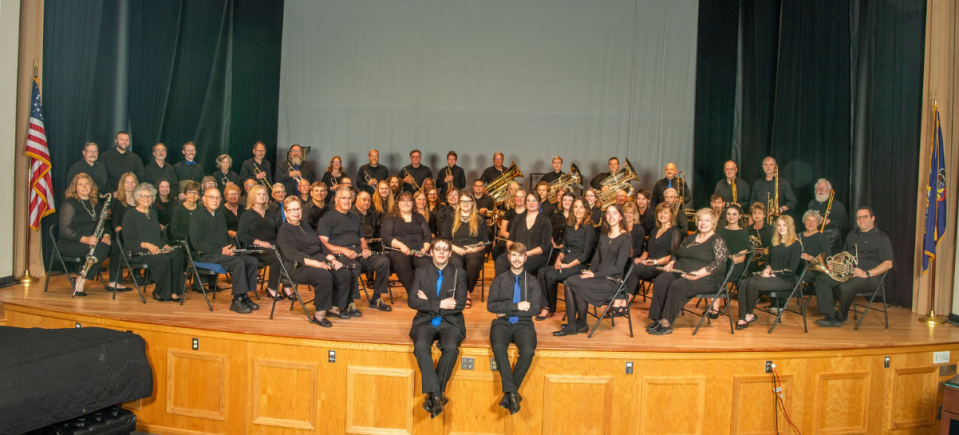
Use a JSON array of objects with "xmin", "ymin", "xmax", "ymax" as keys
[
  {"xmin": 203, "ymin": 196, "xmax": 221, "ymax": 200},
  {"xmin": 186, "ymin": 191, "xmax": 199, "ymax": 195},
  {"xmin": 138, "ymin": 194, "xmax": 154, "ymax": 198},
  {"xmin": 856, "ymin": 215, "xmax": 872, "ymax": 220},
  {"xmin": 432, "ymin": 247, "xmax": 451, "ymax": 253},
  {"xmin": 286, "ymin": 208, "xmax": 302, "ymax": 212}
]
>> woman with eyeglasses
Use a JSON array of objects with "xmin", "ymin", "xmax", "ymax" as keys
[
  {"xmin": 122, "ymin": 183, "xmax": 186, "ymax": 302},
  {"xmin": 170, "ymin": 181, "xmax": 201, "ymax": 243},
  {"xmin": 441, "ymin": 193, "xmax": 488, "ymax": 308},
  {"xmin": 382, "ymin": 191, "xmax": 433, "ymax": 292},
  {"xmin": 321, "ymin": 156, "xmax": 345, "ymax": 191},
  {"xmin": 494, "ymin": 191, "xmax": 552, "ymax": 277},
  {"xmin": 277, "ymin": 196, "xmax": 355, "ymax": 327},
  {"xmin": 537, "ymin": 198, "xmax": 596, "ymax": 320}
]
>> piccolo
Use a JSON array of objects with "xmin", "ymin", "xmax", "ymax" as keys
[
  {"xmin": 655, "ymin": 266, "xmax": 697, "ymax": 276},
  {"xmin": 130, "ymin": 245, "xmax": 181, "ymax": 258},
  {"xmin": 384, "ymin": 246, "xmax": 432, "ymax": 257},
  {"xmin": 294, "ymin": 260, "xmax": 359, "ymax": 270},
  {"xmin": 751, "ymin": 268, "xmax": 791, "ymax": 276}
]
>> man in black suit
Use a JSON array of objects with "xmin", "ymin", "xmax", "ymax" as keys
[
  {"xmin": 408, "ymin": 237, "xmax": 468, "ymax": 419},
  {"xmin": 276, "ymin": 144, "xmax": 316, "ymax": 195},
  {"xmin": 487, "ymin": 242, "xmax": 541, "ymax": 414},
  {"xmin": 189, "ymin": 187, "xmax": 260, "ymax": 314},
  {"xmin": 238, "ymin": 141, "xmax": 274, "ymax": 188}
]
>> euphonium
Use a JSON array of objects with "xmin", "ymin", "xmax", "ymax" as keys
[
  {"xmin": 546, "ymin": 163, "xmax": 583, "ymax": 203},
  {"xmin": 807, "ymin": 251, "xmax": 859, "ymax": 283},
  {"xmin": 485, "ymin": 161, "xmax": 523, "ymax": 206},
  {"xmin": 597, "ymin": 158, "xmax": 639, "ymax": 209}
]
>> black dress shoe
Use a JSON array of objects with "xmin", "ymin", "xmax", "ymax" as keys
[
  {"xmin": 108, "ymin": 286, "xmax": 133, "ymax": 293},
  {"xmin": 370, "ymin": 299, "xmax": 393, "ymax": 312},
  {"xmin": 244, "ymin": 296, "xmax": 259, "ymax": 310},
  {"xmin": 313, "ymin": 317, "xmax": 333, "ymax": 328},
  {"xmin": 648, "ymin": 325, "xmax": 673, "ymax": 335},
  {"xmin": 423, "ymin": 394, "xmax": 434, "ymax": 413},
  {"xmin": 153, "ymin": 292, "xmax": 173, "ymax": 302},
  {"xmin": 507, "ymin": 392, "xmax": 521, "ymax": 415},
  {"xmin": 230, "ymin": 299, "xmax": 252, "ymax": 314},
  {"xmin": 430, "ymin": 392, "xmax": 444, "ymax": 418},
  {"xmin": 327, "ymin": 310, "xmax": 351, "ymax": 319},
  {"xmin": 816, "ymin": 315, "xmax": 844, "ymax": 327},
  {"xmin": 646, "ymin": 322, "xmax": 662, "ymax": 332},
  {"xmin": 266, "ymin": 289, "xmax": 282, "ymax": 300},
  {"xmin": 576, "ymin": 325, "xmax": 589, "ymax": 333},
  {"xmin": 74, "ymin": 291, "xmax": 87, "ymax": 297},
  {"xmin": 498, "ymin": 393, "xmax": 509, "ymax": 409},
  {"xmin": 553, "ymin": 327, "xmax": 578, "ymax": 337},
  {"xmin": 346, "ymin": 303, "xmax": 363, "ymax": 317}
]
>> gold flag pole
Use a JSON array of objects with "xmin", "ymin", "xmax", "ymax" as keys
[
  {"xmin": 920, "ymin": 97, "xmax": 944, "ymax": 324},
  {"xmin": 16, "ymin": 60, "xmax": 40, "ymax": 284}
]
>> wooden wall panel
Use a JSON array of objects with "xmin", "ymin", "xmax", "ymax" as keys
[
  {"xmin": 444, "ymin": 371, "xmax": 510, "ymax": 435},
  {"xmin": 252, "ymin": 359, "xmax": 317, "ymax": 430},
  {"xmin": 889, "ymin": 366, "xmax": 939, "ymax": 430},
  {"xmin": 541, "ymin": 375, "xmax": 612, "ymax": 435},
  {"xmin": 166, "ymin": 350, "xmax": 226, "ymax": 420},
  {"xmin": 814, "ymin": 372, "xmax": 872, "ymax": 434},
  {"xmin": 346, "ymin": 366, "xmax": 415, "ymax": 435},
  {"xmin": 731, "ymin": 375, "xmax": 794, "ymax": 435},
  {"xmin": 640, "ymin": 376, "xmax": 707, "ymax": 435}
]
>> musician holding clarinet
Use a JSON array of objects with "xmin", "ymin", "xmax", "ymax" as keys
[
  {"xmin": 122, "ymin": 183, "xmax": 186, "ymax": 302},
  {"xmin": 59, "ymin": 173, "xmax": 127, "ymax": 295},
  {"xmin": 734, "ymin": 216, "xmax": 802, "ymax": 329},
  {"xmin": 382, "ymin": 191, "xmax": 433, "ymax": 293}
]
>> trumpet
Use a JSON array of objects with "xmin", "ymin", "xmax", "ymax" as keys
[
  {"xmin": 752, "ymin": 268, "xmax": 790, "ymax": 276},
  {"xmin": 403, "ymin": 168, "xmax": 422, "ymax": 192},
  {"xmin": 288, "ymin": 161, "xmax": 303, "ymax": 183},
  {"xmin": 546, "ymin": 163, "xmax": 583, "ymax": 203},
  {"xmin": 655, "ymin": 266, "xmax": 697, "ymax": 276},
  {"xmin": 363, "ymin": 171, "xmax": 374, "ymax": 187},
  {"xmin": 254, "ymin": 166, "xmax": 272, "ymax": 189}
]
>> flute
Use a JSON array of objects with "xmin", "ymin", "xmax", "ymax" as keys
[
  {"xmin": 384, "ymin": 246, "xmax": 432, "ymax": 257},
  {"xmin": 655, "ymin": 266, "xmax": 697, "ymax": 276},
  {"xmin": 130, "ymin": 245, "xmax": 181, "ymax": 258},
  {"xmin": 751, "ymin": 268, "xmax": 790, "ymax": 276}
]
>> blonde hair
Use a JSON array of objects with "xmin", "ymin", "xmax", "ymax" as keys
[
  {"xmin": 65, "ymin": 173, "xmax": 100, "ymax": 206},
  {"xmin": 452, "ymin": 193, "xmax": 482, "ymax": 237},
  {"xmin": 694, "ymin": 207, "xmax": 718, "ymax": 231},
  {"xmin": 373, "ymin": 180, "xmax": 395, "ymax": 214},
  {"xmin": 246, "ymin": 185, "xmax": 267, "ymax": 209},
  {"xmin": 772, "ymin": 215, "xmax": 798, "ymax": 247},
  {"xmin": 413, "ymin": 191, "xmax": 431, "ymax": 224},
  {"xmin": 115, "ymin": 172, "xmax": 139, "ymax": 205}
]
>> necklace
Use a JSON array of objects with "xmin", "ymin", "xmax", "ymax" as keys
[
  {"xmin": 460, "ymin": 214, "xmax": 470, "ymax": 223},
  {"xmin": 138, "ymin": 207, "xmax": 151, "ymax": 219},
  {"xmin": 79, "ymin": 199, "xmax": 96, "ymax": 219}
]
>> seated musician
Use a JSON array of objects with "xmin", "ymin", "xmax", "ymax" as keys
[
  {"xmin": 318, "ymin": 187, "xmax": 393, "ymax": 312},
  {"xmin": 583, "ymin": 188, "xmax": 603, "ymax": 225},
  {"xmin": 297, "ymin": 178, "xmax": 312, "ymax": 203},
  {"xmin": 153, "ymin": 180, "xmax": 177, "ymax": 229},
  {"xmin": 277, "ymin": 196, "xmax": 357, "ymax": 326},
  {"xmin": 710, "ymin": 194, "xmax": 727, "ymax": 227},
  {"xmin": 471, "ymin": 179, "xmax": 495, "ymax": 217},
  {"xmin": 220, "ymin": 183, "xmax": 244, "ymax": 238},
  {"xmin": 239, "ymin": 178, "xmax": 256, "ymax": 207},
  {"xmin": 200, "ymin": 175, "xmax": 218, "ymax": 195},
  {"xmin": 189, "ymin": 187, "xmax": 260, "ymax": 314},
  {"xmin": 408, "ymin": 237, "xmax": 468, "ymax": 419},
  {"xmin": 554, "ymin": 204, "xmax": 631, "ymax": 336},
  {"xmin": 441, "ymin": 191, "xmax": 489, "ymax": 308},
  {"xmin": 798, "ymin": 210, "xmax": 831, "ymax": 281},
  {"xmin": 388, "ymin": 176, "xmax": 402, "ymax": 197},
  {"xmin": 382, "ymin": 191, "xmax": 433, "ymax": 293},
  {"xmin": 662, "ymin": 187, "xmax": 688, "ymax": 235},
  {"xmin": 59, "ymin": 173, "xmax": 126, "ymax": 295},
  {"xmin": 112, "ymin": 172, "xmax": 138, "ymax": 234},
  {"xmin": 269, "ymin": 183, "xmax": 288, "ymax": 225},
  {"xmin": 170, "ymin": 181, "xmax": 201, "ymax": 243},
  {"xmin": 717, "ymin": 204, "xmax": 750, "ymax": 285},
  {"xmin": 434, "ymin": 188, "xmax": 458, "ymax": 235},
  {"xmin": 491, "ymin": 186, "xmax": 525, "ymax": 261},
  {"xmin": 237, "ymin": 184, "xmax": 292, "ymax": 300},
  {"xmin": 534, "ymin": 181, "xmax": 557, "ymax": 217},
  {"xmin": 351, "ymin": 191, "xmax": 381, "ymax": 250},
  {"xmin": 427, "ymin": 188, "xmax": 442, "ymax": 214},
  {"xmin": 735, "ymin": 215, "xmax": 802, "ymax": 329},
  {"xmin": 305, "ymin": 181, "xmax": 329, "ymax": 230},
  {"xmin": 488, "ymin": 242, "xmax": 541, "ymax": 414},
  {"xmin": 815, "ymin": 206, "xmax": 893, "ymax": 327},
  {"xmin": 321, "ymin": 155, "xmax": 346, "ymax": 190},
  {"xmin": 625, "ymin": 202, "xmax": 682, "ymax": 297},
  {"xmin": 122, "ymin": 183, "xmax": 186, "ymax": 302},
  {"xmin": 747, "ymin": 202, "xmax": 774, "ymax": 272},
  {"xmin": 610, "ymin": 201, "xmax": 646, "ymax": 312},
  {"xmin": 808, "ymin": 178, "xmax": 848, "ymax": 253},
  {"xmin": 414, "ymin": 191, "xmax": 438, "ymax": 236},
  {"xmin": 212, "ymin": 154, "xmax": 238, "ymax": 192},
  {"xmin": 373, "ymin": 180, "xmax": 395, "ymax": 217},
  {"xmin": 647, "ymin": 208, "xmax": 728, "ymax": 335},
  {"xmin": 549, "ymin": 192, "xmax": 575, "ymax": 250},
  {"xmin": 536, "ymin": 198, "xmax": 596, "ymax": 320},
  {"xmin": 494, "ymin": 192, "xmax": 551, "ymax": 277}
]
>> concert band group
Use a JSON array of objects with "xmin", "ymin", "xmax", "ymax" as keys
[{"xmin": 58, "ymin": 132, "xmax": 894, "ymax": 417}]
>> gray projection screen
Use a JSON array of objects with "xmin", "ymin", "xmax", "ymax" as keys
[{"xmin": 278, "ymin": 0, "xmax": 699, "ymax": 194}]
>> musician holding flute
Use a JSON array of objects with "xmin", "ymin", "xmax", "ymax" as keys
[
  {"xmin": 59, "ymin": 173, "xmax": 127, "ymax": 296},
  {"xmin": 441, "ymin": 191, "xmax": 489, "ymax": 306},
  {"xmin": 734, "ymin": 216, "xmax": 802, "ymax": 329},
  {"xmin": 122, "ymin": 183, "xmax": 186, "ymax": 302}
]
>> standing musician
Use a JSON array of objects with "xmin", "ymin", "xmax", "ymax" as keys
[
  {"xmin": 815, "ymin": 206, "xmax": 893, "ymax": 327},
  {"xmin": 238, "ymin": 141, "xmax": 274, "ymax": 188},
  {"xmin": 101, "ymin": 131, "xmax": 145, "ymax": 195},
  {"xmin": 321, "ymin": 155, "xmax": 346, "ymax": 190},
  {"xmin": 614, "ymin": 202, "xmax": 646, "ymax": 312},
  {"xmin": 480, "ymin": 151, "xmax": 507, "ymax": 185},
  {"xmin": 663, "ymin": 188, "xmax": 689, "ymax": 235},
  {"xmin": 318, "ymin": 187, "xmax": 393, "ymax": 312},
  {"xmin": 357, "ymin": 149, "xmax": 389, "ymax": 196},
  {"xmin": 493, "ymin": 188, "xmax": 527, "ymax": 262},
  {"xmin": 807, "ymin": 178, "xmax": 848, "ymax": 253},
  {"xmin": 276, "ymin": 144, "xmax": 316, "ymax": 195},
  {"xmin": 174, "ymin": 142, "xmax": 205, "ymax": 199},
  {"xmin": 583, "ymin": 188, "xmax": 603, "ymax": 225},
  {"xmin": 488, "ymin": 242, "xmax": 541, "ymax": 415},
  {"xmin": 647, "ymin": 208, "xmax": 729, "ymax": 335},
  {"xmin": 408, "ymin": 237, "xmax": 468, "ymax": 419},
  {"xmin": 121, "ymin": 183, "xmax": 186, "ymax": 302},
  {"xmin": 471, "ymin": 179, "xmax": 495, "ymax": 217},
  {"xmin": 438, "ymin": 151, "xmax": 466, "ymax": 198},
  {"xmin": 434, "ymin": 188, "xmax": 459, "ymax": 234},
  {"xmin": 238, "ymin": 185, "xmax": 292, "ymax": 300},
  {"xmin": 442, "ymin": 191, "xmax": 489, "ymax": 307},
  {"xmin": 189, "ymin": 187, "xmax": 261, "ymax": 314},
  {"xmin": 494, "ymin": 191, "xmax": 552, "ymax": 277},
  {"xmin": 401, "ymin": 149, "xmax": 432, "ymax": 193},
  {"xmin": 589, "ymin": 157, "xmax": 620, "ymax": 192},
  {"xmin": 635, "ymin": 189, "xmax": 656, "ymax": 235},
  {"xmin": 65, "ymin": 142, "xmax": 110, "ymax": 194},
  {"xmin": 750, "ymin": 157, "xmax": 797, "ymax": 219},
  {"xmin": 536, "ymin": 198, "xmax": 596, "ymax": 320},
  {"xmin": 212, "ymin": 154, "xmax": 238, "ymax": 192},
  {"xmin": 58, "ymin": 173, "xmax": 126, "ymax": 295},
  {"xmin": 351, "ymin": 191, "xmax": 381, "ymax": 250},
  {"xmin": 382, "ymin": 191, "xmax": 433, "ymax": 293},
  {"xmin": 278, "ymin": 196, "xmax": 358, "ymax": 327},
  {"xmin": 555, "ymin": 204, "xmax": 631, "ymax": 336},
  {"xmin": 144, "ymin": 143, "xmax": 179, "ymax": 198},
  {"xmin": 713, "ymin": 160, "xmax": 749, "ymax": 207},
  {"xmin": 652, "ymin": 163, "xmax": 691, "ymax": 208},
  {"xmin": 539, "ymin": 156, "xmax": 566, "ymax": 185},
  {"xmin": 735, "ymin": 215, "xmax": 802, "ymax": 329},
  {"xmin": 170, "ymin": 181, "xmax": 201, "ymax": 243},
  {"xmin": 625, "ymin": 203, "xmax": 682, "ymax": 306}
]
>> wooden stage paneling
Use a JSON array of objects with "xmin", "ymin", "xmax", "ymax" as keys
[{"xmin": 4, "ymin": 271, "xmax": 959, "ymax": 434}]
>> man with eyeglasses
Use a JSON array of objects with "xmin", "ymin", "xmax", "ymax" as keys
[
  {"xmin": 814, "ymin": 206, "xmax": 893, "ymax": 327},
  {"xmin": 238, "ymin": 141, "xmax": 274, "ymax": 187},
  {"xmin": 276, "ymin": 144, "xmax": 316, "ymax": 195},
  {"xmin": 65, "ymin": 142, "xmax": 110, "ymax": 194},
  {"xmin": 408, "ymin": 237, "xmax": 468, "ymax": 419},
  {"xmin": 401, "ymin": 149, "xmax": 432, "ymax": 194},
  {"xmin": 318, "ymin": 187, "xmax": 393, "ymax": 312},
  {"xmin": 471, "ymin": 179, "xmax": 495, "ymax": 217},
  {"xmin": 269, "ymin": 184, "xmax": 288, "ymax": 226},
  {"xmin": 144, "ymin": 142, "xmax": 180, "ymax": 199},
  {"xmin": 480, "ymin": 151, "xmax": 507, "ymax": 186},
  {"xmin": 189, "ymin": 188, "xmax": 261, "ymax": 314}
]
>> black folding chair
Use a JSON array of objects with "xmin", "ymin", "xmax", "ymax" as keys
[
  {"xmin": 687, "ymin": 258, "xmax": 737, "ymax": 335},
  {"xmin": 179, "ymin": 240, "xmax": 216, "ymax": 311},
  {"xmin": 269, "ymin": 244, "xmax": 314, "ymax": 324},
  {"xmin": 588, "ymin": 262, "xmax": 635, "ymax": 338},
  {"xmin": 851, "ymin": 272, "xmax": 889, "ymax": 331},
  {"xmin": 112, "ymin": 230, "xmax": 148, "ymax": 303},
  {"xmin": 763, "ymin": 259, "xmax": 808, "ymax": 333},
  {"xmin": 44, "ymin": 224, "xmax": 110, "ymax": 295}
]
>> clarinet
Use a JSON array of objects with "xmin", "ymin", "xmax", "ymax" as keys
[
  {"xmin": 78, "ymin": 194, "xmax": 113, "ymax": 279},
  {"xmin": 463, "ymin": 241, "xmax": 492, "ymax": 250},
  {"xmin": 130, "ymin": 245, "xmax": 181, "ymax": 258},
  {"xmin": 231, "ymin": 248, "xmax": 266, "ymax": 255},
  {"xmin": 384, "ymin": 246, "xmax": 432, "ymax": 257},
  {"xmin": 294, "ymin": 260, "xmax": 359, "ymax": 270}
]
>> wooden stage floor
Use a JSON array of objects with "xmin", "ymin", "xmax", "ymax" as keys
[{"xmin": 4, "ymin": 263, "xmax": 959, "ymax": 354}]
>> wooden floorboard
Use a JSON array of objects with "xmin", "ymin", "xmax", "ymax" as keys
[{"xmin": 5, "ymin": 262, "xmax": 959, "ymax": 353}]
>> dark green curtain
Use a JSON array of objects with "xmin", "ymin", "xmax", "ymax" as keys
[
  {"xmin": 41, "ymin": 0, "xmax": 284, "ymax": 261},
  {"xmin": 693, "ymin": 0, "xmax": 925, "ymax": 306}
]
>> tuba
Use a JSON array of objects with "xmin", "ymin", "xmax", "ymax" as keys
[
  {"xmin": 546, "ymin": 163, "xmax": 583, "ymax": 203},
  {"xmin": 807, "ymin": 251, "xmax": 858, "ymax": 283},
  {"xmin": 597, "ymin": 159, "xmax": 639, "ymax": 210},
  {"xmin": 485, "ymin": 161, "xmax": 523, "ymax": 206}
]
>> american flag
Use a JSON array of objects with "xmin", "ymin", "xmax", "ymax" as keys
[{"xmin": 25, "ymin": 77, "xmax": 54, "ymax": 230}]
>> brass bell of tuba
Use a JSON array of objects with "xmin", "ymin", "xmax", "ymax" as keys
[
  {"xmin": 486, "ymin": 161, "xmax": 524, "ymax": 206},
  {"xmin": 546, "ymin": 163, "xmax": 583, "ymax": 203},
  {"xmin": 597, "ymin": 159, "xmax": 639, "ymax": 210}
]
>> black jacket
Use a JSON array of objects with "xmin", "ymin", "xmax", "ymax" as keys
[{"xmin": 408, "ymin": 262, "xmax": 468, "ymax": 335}]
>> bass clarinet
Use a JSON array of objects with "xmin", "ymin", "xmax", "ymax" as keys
[{"xmin": 76, "ymin": 193, "xmax": 113, "ymax": 295}]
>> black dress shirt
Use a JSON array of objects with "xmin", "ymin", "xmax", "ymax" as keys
[
  {"xmin": 145, "ymin": 160, "xmax": 179, "ymax": 197},
  {"xmin": 382, "ymin": 214, "xmax": 432, "ymax": 250},
  {"xmin": 357, "ymin": 163, "xmax": 390, "ymax": 195},
  {"xmin": 843, "ymin": 227, "xmax": 893, "ymax": 271},
  {"xmin": 652, "ymin": 177, "xmax": 692, "ymax": 207},
  {"xmin": 65, "ymin": 160, "xmax": 111, "ymax": 194},
  {"xmin": 807, "ymin": 199, "xmax": 849, "ymax": 234},
  {"xmin": 170, "ymin": 203, "xmax": 196, "ymax": 242},
  {"xmin": 238, "ymin": 158, "xmax": 273, "ymax": 185},
  {"xmin": 400, "ymin": 164, "xmax": 432, "ymax": 193},
  {"xmin": 481, "ymin": 166, "xmax": 506, "ymax": 185},
  {"xmin": 238, "ymin": 207, "xmax": 278, "ymax": 246},
  {"xmin": 751, "ymin": 177, "xmax": 797, "ymax": 212},
  {"xmin": 713, "ymin": 178, "xmax": 750, "ymax": 206},
  {"xmin": 487, "ymin": 270, "xmax": 542, "ymax": 320},
  {"xmin": 276, "ymin": 160, "xmax": 317, "ymax": 195},
  {"xmin": 507, "ymin": 212, "xmax": 552, "ymax": 255},
  {"xmin": 561, "ymin": 223, "xmax": 597, "ymax": 264},
  {"xmin": 174, "ymin": 160, "xmax": 205, "ymax": 193},
  {"xmin": 540, "ymin": 170, "xmax": 564, "ymax": 185},
  {"xmin": 213, "ymin": 170, "xmax": 239, "ymax": 192},
  {"xmin": 437, "ymin": 165, "xmax": 466, "ymax": 197},
  {"xmin": 100, "ymin": 148, "xmax": 145, "ymax": 191},
  {"xmin": 121, "ymin": 208, "xmax": 165, "ymax": 254},
  {"xmin": 189, "ymin": 207, "xmax": 231, "ymax": 255}
]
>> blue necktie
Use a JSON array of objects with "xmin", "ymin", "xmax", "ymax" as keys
[
  {"xmin": 668, "ymin": 180, "xmax": 672, "ymax": 188},
  {"xmin": 281, "ymin": 208, "xmax": 286, "ymax": 223},
  {"xmin": 432, "ymin": 270, "xmax": 443, "ymax": 327},
  {"xmin": 509, "ymin": 276, "xmax": 520, "ymax": 324},
  {"xmin": 186, "ymin": 161, "xmax": 195, "ymax": 166}
]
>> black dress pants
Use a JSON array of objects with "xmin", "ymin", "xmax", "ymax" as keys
[
  {"xmin": 196, "ymin": 253, "xmax": 259, "ymax": 296},
  {"xmin": 736, "ymin": 275, "xmax": 795, "ymax": 320},
  {"xmin": 537, "ymin": 263, "xmax": 585, "ymax": 313},
  {"xmin": 490, "ymin": 318, "xmax": 537, "ymax": 393},
  {"xmin": 58, "ymin": 240, "xmax": 121, "ymax": 282},
  {"xmin": 288, "ymin": 266, "xmax": 348, "ymax": 311},
  {"xmin": 137, "ymin": 250, "xmax": 186, "ymax": 298},
  {"xmin": 411, "ymin": 322, "xmax": 465, "ymax": 394},
  {"xmin": 250, "ymin": 250, "xmax": 281, "ymax": 291},
  {"xmin": 342, "ymin": 253, "xmax": 391, "ymax": 300},
  {"xmin": 626, "ymin": 263, "xmax": 662, "ymax": 297},
  {"xmin": 650, "ymin": 273, "xmax": 718, "ymax": 324},
  {"xmin": 386, "ymin": 251, "xmax": 433, "ymax": 293},
  {"xmin": 814, "ymin": 274, "xmax": 882, "ymax": 321},
  {"xmin": 450, "ymin": 251, "xmax": 486, "ymax": 293}
]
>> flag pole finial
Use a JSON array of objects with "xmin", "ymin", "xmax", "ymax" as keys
[{"xmin": 32, "ymin": 60, "xmax": 37, "ymax": 78}]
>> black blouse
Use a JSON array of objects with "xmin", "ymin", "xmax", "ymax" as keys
[
  {"xmin": 112, "ymin": 200, "xmax": 134, "ymax": 231},
  {"xmin": 588, "ymin": 232, "xmax": 631, "ymax": 279},
  {"xmin": 237, "ymin": 207, "xmax": 278, "ymax": 246},
  {"xmin": 647, "ymin": 225, "xmax": 682, "ymax": 260},
  {"xmin": 382, "ymin": 214, "xmax": 432, "ymax": 250},
  {"xmin": 304, "ymin": 200, "xmax": 327, "ymax": 230},
  {"xmin": 121, "ymin": 208, "xmax": 165, "ymax": 254},
  {"xmin": 717, "ymin": 227, "xmax": 750, "ymax": 258},
  {"xmin": 58, "ymin": 198, "xmax": 111, "ymax": 244},
  {"xmin": 674, "ymin": 233, "xmax": 729, "ymax": 286},
  {"xmin": 442, "ymin": 215, "xmax": 489, "ymax": 247},
  {"xmin": 153, "ymin": 198, "xmax": 178, "ymax": 227},
  {"xmin": 170, "ymin": 203, "xmax": 197, "ymax": 242},
  {"xmin": 798, "ymin": 231, "xmax": 831, "ymax": 259},
  {"xmin": 551, "ymin": 210, "xmax": 570, "ymax": 244},
  {"xmin": 321, "ymin": 171, "xmax": 344, "ymax": 189},
  {"xmin": 749, "ymin": 223, "xmax": 774, "ymax": 248},
  {"xmin": 277, "ymin": 221, "xmax": 333, "ymax": 268},
  {"xmin": 213, "ymin": 170, "xmax": 239, "ymax": 192},
  {"xmin": 766, "ymin": 241, "xmax": 803, "ymax": 279},
  {"xmin": 627, "ymin": 224, "xmax": 646, "ymax": 258},
  {"xmin": 418, "ymin": 210, "xmax": 437, "ymax": 236},
  {"xmin": 219, "ymin": 204, "xmax": 244, "ymax": 232},
  {"xmin": 351, "ymin": 207, "xmax": 381, "ymax": 240},
  {"xmin": 507, "ymin": 211, "xmax": 552, "ymax": 255},
  {"xmin": 561, "ymin": 223, "xmax": 597, "ymax": 265}
]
